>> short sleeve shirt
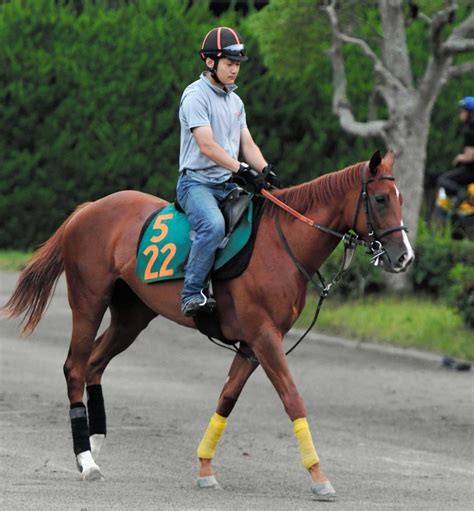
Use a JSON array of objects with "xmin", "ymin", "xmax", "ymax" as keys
[{"xmin": 179, "ymin": 72, "xmax": 247, "ymax": 184}]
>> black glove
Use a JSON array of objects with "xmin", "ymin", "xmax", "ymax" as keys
[
  {"xmin": 262, "ymin": 164, "xmax": 283, "ymax": 189},
  {"xmin": 236, "ymin": 162, "xmax": 269, "ymax": 193}
]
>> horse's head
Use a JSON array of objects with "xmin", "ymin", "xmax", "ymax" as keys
[{"xmin": 346, "ymin": 150, "xmax": 414, "ymax": 273}]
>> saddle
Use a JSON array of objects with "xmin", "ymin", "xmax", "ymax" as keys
[{"xmin": 174, "ymin": 186, "xmax": 251, "ymax": 249}]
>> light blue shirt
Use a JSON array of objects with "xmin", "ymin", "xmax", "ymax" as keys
[{"xmin": 179, "ymin": 72, "xmax": 247, "ymax": 184}]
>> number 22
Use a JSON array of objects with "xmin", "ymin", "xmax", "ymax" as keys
[{"xmin": 143, "ymin": 243, "xmax": 176, "ymax": 280}]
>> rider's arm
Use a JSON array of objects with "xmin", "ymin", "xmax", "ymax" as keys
[
  {"xmin": 453, "ymin": 146, "xmax": 474, "ymax": 165},
  {"xmin": 192, "ymin": 126, "xmax": 241, "ymax": 172},
  {"xmin": 240, "ymin": 128, "xmax": 267, "ymax": 172}
]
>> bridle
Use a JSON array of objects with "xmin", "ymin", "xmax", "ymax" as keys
[{"xmin": 351, "ymin": 168, "xmax": 408, "ymax": 266}]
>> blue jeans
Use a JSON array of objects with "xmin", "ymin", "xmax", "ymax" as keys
[{"xmin": 176, "ymin": 173, "xmax": 237, "ymax": 304}]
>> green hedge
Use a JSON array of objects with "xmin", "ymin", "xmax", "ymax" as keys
[
  {"xmin": 447, "ymin": 264, "xmax": 474, "ymax": 328},
  {"xmin": 2, "ymin": 0, "xmax": 473, "ymax": 249},
  {"xmin": 413, "ymin": 230, "xmax": 473, "ymax": 297},
  {"xmin": 1, "ymin": 0, "xmax": 211, "ymax": 247},
  {"xmin": 413, "ymin": 225, "xmax": 473, "ymax": 326}
]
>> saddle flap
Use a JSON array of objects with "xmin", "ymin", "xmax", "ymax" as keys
[{"xmin": 221, "ymin": 188, "xmax": 251, "ymax": 234}]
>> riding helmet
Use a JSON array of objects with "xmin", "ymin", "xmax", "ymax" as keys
[
  {"xmin": 200, "ymin": 27, "xmax": 248, "ymax": 62},
  {"xmin": 459, "ymin": 96, "xmax": 474, "ymax": 111}
]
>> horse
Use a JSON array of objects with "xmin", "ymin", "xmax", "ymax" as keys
[{"xmin": 2, "ymin": 150, "xmax": 413, "ymax": 500}]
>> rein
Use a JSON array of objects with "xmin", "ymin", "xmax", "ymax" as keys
[{"xmin": 261, "ymin": 189, "xmax": 367, "ymax": 247}]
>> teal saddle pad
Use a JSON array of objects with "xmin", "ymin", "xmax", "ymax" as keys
[{"xmin": 136, "ymin": 200, "xmax": 254, "ymax": 283}]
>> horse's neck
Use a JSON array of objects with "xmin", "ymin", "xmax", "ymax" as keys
[
  {"xmin": 280, "ymin": 206, "xmax": 344, "ymax": 275},
  {"xmin": 270, "ymin": 163, "xmax": 364, "ymax": 274}
]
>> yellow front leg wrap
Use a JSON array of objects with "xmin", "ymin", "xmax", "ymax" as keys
[
  {"xmin": 293, "ymin": 417, "xmax": 320, "ymax": 469},
  {"xmin": 197, "ymin": 412, "xmax": 227, "ymax": 459}
]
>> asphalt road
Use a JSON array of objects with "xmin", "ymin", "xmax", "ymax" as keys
[{"xmin": 1, "ymin": 271, "xmax": 473, "ymax": 510}]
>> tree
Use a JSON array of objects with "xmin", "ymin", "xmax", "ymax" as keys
[{"xmin": 250, "ymin": 0, "xmax": 474, "ymax": 290}]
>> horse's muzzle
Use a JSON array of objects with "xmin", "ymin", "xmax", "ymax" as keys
[{"xmin": 381, "ymin": 248, "xmax": 414, "ymax": 273}]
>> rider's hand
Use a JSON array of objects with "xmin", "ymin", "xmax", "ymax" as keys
[
  {"xmin": 236, "ymin": 162, "xmax": 269, "ymax": 193},
  {"xmin": 452, "ymin": 154, "xmax": 463, "ymax": 166},
  {"xmin": 262, "ymin": 164, "xmax": 283, "ymax": 189}
]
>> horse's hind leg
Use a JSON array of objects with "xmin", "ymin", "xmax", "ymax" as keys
[
  {"xmin": 63, "ymin": 304, "xmax": 108, "ymax": 480},
  {"xmin": 197, "ymin": 347, "xmax": 259, "ymax": 488},
  {"xmin": 85, "ymin": 280, "xmax": 157, "ymax": 460}
]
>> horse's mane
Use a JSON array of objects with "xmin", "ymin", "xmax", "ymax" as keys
[{"xmin": 264, "ymin": 161, "xmax": 367, "ymax": 218}]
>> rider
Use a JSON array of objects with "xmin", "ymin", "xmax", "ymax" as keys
[
  {"xmin": 177, "ymin": 26, "xmax": 278, "ymax": 317},
  {"xmin": 437, "ymin": 96, "xmax": 474, "ymax": 210}
]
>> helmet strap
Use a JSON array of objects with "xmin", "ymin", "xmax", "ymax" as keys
[{"xmin": 208, "ymin": 58, "xmax": 223, "ymax": 85}]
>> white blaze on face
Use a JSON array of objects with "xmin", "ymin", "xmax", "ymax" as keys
[
  {"xmin": 401, "ymin": 223, "xmax": 414, "ymax": 263},
  {"xmin": 395, "ymin": 186, "xmax": 415, "ymax": 266},
  {"xmin": 395, "ymin": 186, "xmax": 400, "ymax": 201}
]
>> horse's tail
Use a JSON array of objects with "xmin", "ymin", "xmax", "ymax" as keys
[{"xmin": 1, "ymin": 203, "xmax": 91, "ymax": 335}]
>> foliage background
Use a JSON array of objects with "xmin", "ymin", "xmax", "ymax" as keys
[{"xmin": 2, "ymin": 0, "xmax": 473, "ymax": 249}]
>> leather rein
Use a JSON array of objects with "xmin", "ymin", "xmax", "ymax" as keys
[{"xmin": 261, "ymin": 166, "xmax": 408, "ymax": 356}]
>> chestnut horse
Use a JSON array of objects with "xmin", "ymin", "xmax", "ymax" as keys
[{"xmin": 2, "ymin": 151, "xmax": 413, "ymax": 500}]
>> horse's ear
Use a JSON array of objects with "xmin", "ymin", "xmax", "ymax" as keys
[
  {"xmin": 384, "ymin": 150, "xmax": 395, "ymax": 168},
  {"xmin": 369, "ymin": 150, "xmax": 382, "ymax": 175}
]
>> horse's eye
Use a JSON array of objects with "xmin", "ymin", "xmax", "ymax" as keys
[{"xmin": 375, "ymin": 194, "xmax": 388, "ymax": 204}]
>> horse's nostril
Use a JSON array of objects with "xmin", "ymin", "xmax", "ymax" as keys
[{"xmin": 397, "ymin": 252, "xmax": 414, "ymax": 268}]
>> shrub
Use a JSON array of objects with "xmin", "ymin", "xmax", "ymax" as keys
[
  {"xmin": 446, "ymin": 264, "xmax": 474, "ymax": 327},
  {"xmin": 413, "ymin": 226, "xmax": 474, "ymax": 296},
  {"xmin": 0, "ymin": 0, "xmax": 211, "ymax": 248}
]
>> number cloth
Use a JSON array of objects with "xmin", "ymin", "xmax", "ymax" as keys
[{"xmin": 136, "ymin": 202, "xmax": 254, "ymax": 283}]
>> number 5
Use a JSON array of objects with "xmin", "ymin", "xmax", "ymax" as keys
[{"xmin": 150, "ymin": 213, "xmax": 173, "ymax": 243}]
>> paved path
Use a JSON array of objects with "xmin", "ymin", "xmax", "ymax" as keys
[{"xmin": 1, "ymin": 272, "xmax": 473, "ymax": 510}]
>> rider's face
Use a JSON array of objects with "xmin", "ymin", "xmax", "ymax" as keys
[
  {"xmin": 207, "ymin": 58, "xmax": 241, "ymax": 86},
  {"xmin": 459, "ymin": 109, "xmax": 469, "ymax": 123}
]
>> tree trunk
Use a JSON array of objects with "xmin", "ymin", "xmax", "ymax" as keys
[{"xmin": 383, "ymin": 109, "xmax": 430, "ymax": 291}]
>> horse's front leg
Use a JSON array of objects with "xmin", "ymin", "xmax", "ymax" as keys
[
  {"xmin": 251, "ymin": 326, "xmax": 336, "ymax": 501},
  {"xmin": 197, "ymin": 347, "xmax": 259, "ymax": 488}
]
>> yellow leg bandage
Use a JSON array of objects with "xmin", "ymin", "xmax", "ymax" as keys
[
  {"xmin": 293, "ymin": 417, "xmax": 320, "ymax": 469},
  {"xmin": 197, "ymin": 412, "xmax": 227, "ymax": 459}
]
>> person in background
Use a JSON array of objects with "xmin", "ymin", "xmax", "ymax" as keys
[{"xmin": 437, "ymin": 96, "xmax": 474, "ymax": 210}]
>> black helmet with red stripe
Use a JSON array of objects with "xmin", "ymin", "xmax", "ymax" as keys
[{"xmin": 200, "ymin": 27, "xmax": 248, "ymax": 62}]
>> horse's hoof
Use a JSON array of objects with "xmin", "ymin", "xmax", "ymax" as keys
[
  {"xmin": 82, "ymin": 465, "xmax": 104, "ymax": 482},
  {"xmin": 76, "ymin": 451, "xmax": 104, "ymax": 482},
  {"xmin": 311, "ymin": 480, "xmax": 336, "ymax": 501},
  {"xmin": 197, "ymin": 475, "xmax": 219, "ymax": 489}
]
